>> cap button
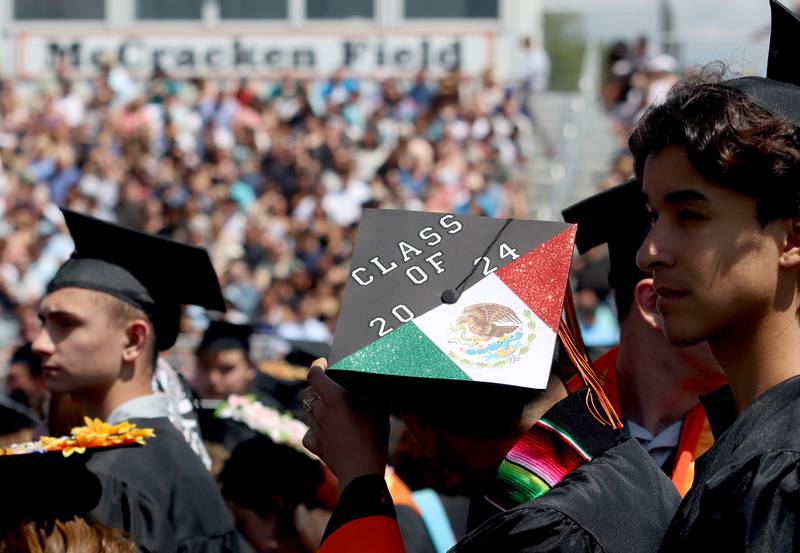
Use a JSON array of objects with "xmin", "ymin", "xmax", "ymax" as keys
[{"xmin": 441, "ymin": 289, "xmax": 460, "ymax": 304}]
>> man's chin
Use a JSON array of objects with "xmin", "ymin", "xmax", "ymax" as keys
[{"xmin": 44, "ymin": 377, "xmax": 78, "ymax": 395}]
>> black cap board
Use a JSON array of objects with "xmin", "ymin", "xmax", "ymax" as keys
[
  {"xmin": 285, "ymin": 339, "xmax": 331, "ymax": 367},
  {"xmin": 328, "ymin": 208, "xmax": 576, "ymax": 392},
  {"xmin": 562, "ymin": 180, "xmax": 651, "ymax": 293},
  {"xmin": 47, "ymin": 209, "xmax": 226, "ymax": 351},
  {"xmin": 0, "ymin": 449, "xmax": 102, "ymax": 530},
  {"xmin": 198, "ymin": 320, "xmax": 252, "ymax": 354},
  {"xmin": 724, "ymin": 0, "xmax": 800, "ymax": 128}
]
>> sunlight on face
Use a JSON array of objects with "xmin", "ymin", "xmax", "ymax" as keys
[
  {"xmin": 32, "ymin": 288, "xmax": 127, "ymax": 394},
  {"xmin": 637, "ymin": 145, "xmax": 785, "ymax": 346}
]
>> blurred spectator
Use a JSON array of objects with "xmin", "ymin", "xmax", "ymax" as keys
[{"xmin": 5, "ymin": 343, "xmax": 46, "ymax": 418}]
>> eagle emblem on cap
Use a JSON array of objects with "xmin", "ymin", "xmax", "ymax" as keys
[{"xmin": 448, "ymin": 303, "xmax": 536, "ymax": 369}]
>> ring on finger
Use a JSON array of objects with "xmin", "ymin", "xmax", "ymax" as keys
[{"xmin": 302, "ymin": 394, "xmax": 321, "ymax": 413}]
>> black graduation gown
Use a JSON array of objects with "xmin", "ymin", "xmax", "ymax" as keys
[
  {"xmin": 453, "ymin": 393, "xmax": 680, "ymax": 553},
  {"xmin": 659, "ymin": 375, "xmax": 800, "ymax": 552},
  {"xmin": 88, "ymin": 417, "xmax": 251, "ymax": 553}
]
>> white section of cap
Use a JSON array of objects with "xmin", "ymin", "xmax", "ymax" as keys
[{"xmin": 413, "ymin": 273, "xmax": 555, "ymax": 389}]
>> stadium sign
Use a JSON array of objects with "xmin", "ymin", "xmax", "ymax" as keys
[{"xmin": 16, "ymin": 33, "xmax": 493, "ymax": 76}]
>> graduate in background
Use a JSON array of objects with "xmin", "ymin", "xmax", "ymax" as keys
[
  {"xmin": 195, "ymin": 320, "xmax": 285, "ymax": 408},
  {"xmin": 31, "ymin": 209, "xmax": 250, "ymax": 552},
  {"xmin": 563, "ymin": 181, "xmax": 725, "ymax": 494},
  {"xmin": 630, "ymin": 1, "xmax": 800, "ymax": 548},
  {"xmin": 298, "ymin": 209, "xmax": 679, "ymax": 552},
  {"xmin": 4, "ymin": 343, "xmax": 47, "ymax": 419}
]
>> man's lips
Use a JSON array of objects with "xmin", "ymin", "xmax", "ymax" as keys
[
  {"xmin": 42, "ymin": 365, "xmax": 62, "ymax": 377},
  {"xmin": 654, "ymin": 286, "xmax": 688, "ymax": 309}
]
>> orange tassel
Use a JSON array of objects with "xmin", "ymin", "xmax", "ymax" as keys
[{"xmin": 559, "ymin": 287, "xmax": 623, "ymax": 430}]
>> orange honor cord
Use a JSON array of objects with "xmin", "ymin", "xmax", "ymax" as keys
[
  {"xmin": 319, "ymin": 516, "xmax": 406, "ymax": 553},
  {"xmin": 560, "ymin": 287, "xmax": 623, "ymax": 430},
  {"xmin": 670, "ymin": 403, "xmax": 710, "ymax": 496}
]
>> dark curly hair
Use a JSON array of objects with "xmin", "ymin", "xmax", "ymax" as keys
[{"xmin": 629, "ymin": 65, "xmax": 800, "ymax": 224}]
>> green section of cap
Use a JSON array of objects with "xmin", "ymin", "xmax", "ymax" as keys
[{"xmin": 331, "ymin": 322, "xmax": 471, "ymax": 381}]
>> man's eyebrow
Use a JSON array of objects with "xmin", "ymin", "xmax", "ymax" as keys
[
  {"xmin": 663, "ymin": 189, "xmax": 710, "ymax": 204},
  {"xmin": 38, "ymin": 309, "xmax": 80, "ymax": 320}
]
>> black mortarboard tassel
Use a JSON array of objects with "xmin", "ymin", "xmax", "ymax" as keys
[
  {"xmin": 724, "ymin": 0, "xmax": 800, "ymax": 128},
  {"xmin": 47, "ymin": 209, "xmax": 226, "ymax": 351}
]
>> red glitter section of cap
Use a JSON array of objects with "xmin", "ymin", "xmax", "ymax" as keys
[{"xmin": 496, "ymin": 226, "xmax": 576, "ymax": 332}]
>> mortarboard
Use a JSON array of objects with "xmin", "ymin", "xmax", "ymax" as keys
[
  {"xmin": 562, "ymin": 180, "xmax": 650, "ymax": 293},
  {"xmin": 0, "ymin": 448, "xmax": 102, "ymax": 530},
  {"xmin": 327, "ymin": 208, "xmax": 576, "ymax": 393},
  {"xmin": 285, "ymin": 340, "xmax": 331, "ymax": 368},
  {"xmin": 0, "ymin": 419, "xmax": 154, "ymax": 530},
  {"xmin": 198, "ymin": 320, "xmax": 252, "ymax": 354},
  {"xmin": 724, "ymin": 0, "xmax": 800, "ymax": 128},
  {"xmin": 47, "ymin": 210, "xmax": 226, "ymax": 351}
]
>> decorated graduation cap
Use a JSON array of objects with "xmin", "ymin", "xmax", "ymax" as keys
[
  {"xmin": 0, "ymin": 419, "xmax": 154, "ymax": 530},
  {"xmin": 47, "ymin": 209, "xmax": 226, "ymax": 351},
  {"xmin": 562, "ymin": 180, "xmax": 650, "ymax": 309},
  {"xmin": 724, "ymin": 0, "xmax": 800, "ymax": 127},
  {"xmin": 198, "ymin": 320, "xmax": 252, "ymax": 354},
  {"xmin": 0, "ymin": 448, "xmax": 102, "ymax": 530},
  {"xmin": 328, "ymin": 208, "xmax": 576, "ymax": 392}
]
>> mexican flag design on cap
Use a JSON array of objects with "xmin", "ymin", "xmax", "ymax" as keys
[{"xmin": 330, "ymin": 212, "xmax": 575, "ymax": 390}]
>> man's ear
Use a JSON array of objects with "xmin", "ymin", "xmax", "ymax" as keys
[
  {"xmin": 778, "ymin": 218, "xmax": 800, "ymax": 269},
  {"xmin": 633, "ymin": 278, "xmax": 662, "ymax": 333},
  {"xmin": 122, "ymin": 320, "xmax": 151, "ymax": 363}
]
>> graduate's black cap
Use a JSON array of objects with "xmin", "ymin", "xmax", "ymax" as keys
[
  {"xmin": 0, "ymin": 450, "xmax": 102, "ymax": 531},
  {"xmin": 725, "ymin": 0, "xmax": 800, "ymax": 128},
  {"xmin": 328, "ymin": 208, "xmax": 576, "ymax": 393},
  {"xmin": 47, "ymin": 209, "xmax": 226, "ymax": 351},
  {"xmin": 197, "ymin": 320, "xmax": 252, "ymax": 354},
  {"xmin": 562, "ymin": 180, "xmax": 651, "ymax": 293},
  {"xmin": 285, "ymin": 339, "xmax": 330, "ymax": 367}
]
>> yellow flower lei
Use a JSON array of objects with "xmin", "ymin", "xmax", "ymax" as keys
[{"xmin": 0, "ymin": 417, "xmax": 156, "ymax": 457}]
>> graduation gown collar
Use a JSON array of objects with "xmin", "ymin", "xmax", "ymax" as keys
[
  {"xmin": 485, "ymin": 389, "xmax": 624, "ymax": 510},
  {"xmin": 699, "ymin": 374, "xmax": 800, "ymax": 451},
  {"xmin": 107, "ymin": 394, "xmax": 170, "ymax": 425}
]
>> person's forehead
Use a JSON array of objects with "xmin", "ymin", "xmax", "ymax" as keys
[
  {"xmin": 642, "ymin": 146, "xmax": 716, "ymax": 199},
  {"xmin": 215, "ymin": 348, "xmax": 248, "ymax": 362},
  {"xmin": 40, "ymin": 287, "xmax": 103, "ymax": 313}
]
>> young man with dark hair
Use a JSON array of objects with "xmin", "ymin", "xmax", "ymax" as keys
[
  {"xmin": 32, "ymin": 209, "xmax": 249, "ymax": 552},
  {"xmin": 629, "ymin": 1, "xmax": 800, "ymax": 549},
  {"xmin": 563, "ymin": 182, "xmax": 724, "ymax": 494}
]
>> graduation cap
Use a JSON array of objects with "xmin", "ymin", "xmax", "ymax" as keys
[
  {"xmin": 197, "ymin": 320, "xmax": 252, "ymax": 354},
  {"xmin": 724, "ymin": 0, "xmax": 800, "ymax": 127},
  {"xmin": 328, "ymin": 208, "xmax": 576, "ymax": 392},
  {"xmin": 561, "ymin": 180, "xmax": 650, "ymax": 296},
  {"xmin": 0, "ymin": 419, "xmax": 153, "ymax": 530},
  {"xmin": 0, "ymin": 449, "xmax": 102, "ymax": 530},
  {"xmin": 47, "ymin": 210, "xmax": 226, "ymax": 351},
  {"xmin": 285, "ymin": 340, "xmax": 331, "ymax": 368}
]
